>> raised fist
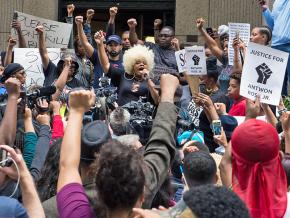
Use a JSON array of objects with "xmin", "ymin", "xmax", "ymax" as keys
[
  {"xmin": 35, "ymin": 25, "xmax": 44, "ymax": 34},
  {"xmin": 256, "ymin": 63, "xmax": 273, "ymax": 84},
  {"xmin": 154, "ymin": 19, "xmax": 162, "ymax": 28},
  {"xmin": 5, "ymin": 77, "xmax": 21, "ymax": 98},
  {"xmin": 256, "ymin": 0, "xmax": 268, "ymax": 11},
  {"xmin": 127, "ymin": 18, "xmax": 137, "ymax": 29},
  {"xmin": 94, "ymin": 30, "xmax": 105, "ymax": 45},
  {"xmin": 109, "ymin": 7, "xmax": 118, "ymax": 17},
  {"xmin": 24, "ymin": 107, "xmax": 32, "ymax": 120},
  {"xmin": 196, "ymin": 18, "xmax": 205, "ymax": 30},
  {"xmin": 86, "ymin": 9, "xmax": 95, "ymax": 20},
  {"xmin": 67, "ymin": 4, "xmax": 75, "ymax": 16},
  {"xmin": 192, "ymin": 55, "xmax": 200, "ymax": 65},
  {"xmin": 75, "ymin": 16, "xmax": 84, "ymax": 25},
  {"xmin": 7, "ymin": 36, "xmax": 17, "ymax": 48},
  {"xmin": 69, "ymin": 89, "xmax": 95, "ymax": 113},
  {"xmin": 36, "ymin": 114, "xmax": 50, "ymax": 126}
]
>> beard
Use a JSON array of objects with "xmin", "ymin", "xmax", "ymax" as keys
[{"xmin": 109, "ymin": 50, "xmax": 121, "ymax": 57}]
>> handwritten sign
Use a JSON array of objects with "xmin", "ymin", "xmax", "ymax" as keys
[
  {"xmin": 228, "ymin": 22, "xmax": 250, "ymax": 66},
  {"xmin": 175, "ymin": 49, "xmax": 187, "ymax": 73},
  {"xmin": 240, "ymin": 42, "xmax": 289, "ymax": 106},
  {"xmin": 185, "ymin": 46, "xmax": 207, "ymax": 75},
  {"xmin": 14, "ymin": 48, "xmax": 61, "ymax": 87},
  {"xmin": 11, "ymin": 11, "xmax": 72, "ymax": 48}
]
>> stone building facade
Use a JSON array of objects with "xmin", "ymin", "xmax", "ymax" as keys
[{"xmin": 0, "ymin": 0, "xmax": 273, "ymax": 51}]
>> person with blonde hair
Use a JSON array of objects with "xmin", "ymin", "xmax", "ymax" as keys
[{"xmin": 95, "ymin": 30, "xmax": 159, "ymax": 106}]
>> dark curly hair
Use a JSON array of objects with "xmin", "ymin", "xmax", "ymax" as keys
[
  {"xmin": 183, "ymin": 151, "xmax": 217, "ymax": 187},
  {"xmin": 230, "ymin": 71, "xmax": 242, "ymax": 85},
  {"xmin": 37, "ymin": 138, "xmax": 62, "ymax": 201},
  {"xmin": 95, "ymin": 139, "xmax": 145, "ymax": 211},
  {"xmin": 183, "ymin": 185, "xmax": 250, "ymax": 218}
]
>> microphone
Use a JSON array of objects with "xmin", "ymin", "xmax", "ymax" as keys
[{"xmin": 27, "ymin": 86, "xmax": 56, "ymax": 98}]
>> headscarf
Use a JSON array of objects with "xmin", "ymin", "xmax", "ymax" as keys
[{"xmin": 231, "ymin": 119, "xmax": 287, "ymax": 218}]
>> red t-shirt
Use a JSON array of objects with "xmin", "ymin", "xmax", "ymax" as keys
[{"xmin": 228, "ymin": 99, "xmax": 246, "ymax": 116}]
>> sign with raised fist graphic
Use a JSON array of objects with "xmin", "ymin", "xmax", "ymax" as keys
[{"xmin": 240, "ymin": 42, "xmax": 289, "ymax": 106}]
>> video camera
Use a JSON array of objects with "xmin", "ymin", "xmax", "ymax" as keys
[
  {"xmin": 25, "ymin": 86, "xmax": 56, "ymax": 109},
  {"xmin": 0, "ymin": 86, "xmax": 56, "ymax": 111},
  {"xmin": 122, "ymin": 97, "xmax": 155, "ymax": 144}
]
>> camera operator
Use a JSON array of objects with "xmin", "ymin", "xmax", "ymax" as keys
[
  {"xmin": 0, "ymin": 63, "xmax": 26, "ymax": 121},
  {"xmin": 95, "ymin": 30, "xmax": 159, "ymax": 106},
  {"xmin": 109, "ymin": 107, "xmax": 131, "ymax": 137}
]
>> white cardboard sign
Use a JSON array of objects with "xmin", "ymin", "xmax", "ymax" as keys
[
  {"xmin": 14, "ymin": 48, "xmax": 61, "ymax": 87},
  {"xmin": 11, "ymin": 11, "xmax": 72, "ymax": 48},
  {"xmin": 228, "ymin": 22, "xmax": 251, "ymax": 66},
  {"xmin": 240, "ymin": 42, "xmax": 289, "ymax": 106},
  {"xmin": 175, "ymin": 49, "xmax": 187, "ymax": 73},
  {"xmin": 185, "ymin": 46, "xmax": 207, "ymax": 75}
]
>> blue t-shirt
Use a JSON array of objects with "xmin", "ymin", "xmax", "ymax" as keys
[
  {"xmin": 218, "ymin": 54, "xmax": 233, "ymax": 94},
  {"xmin": 0, "ymin": 196, "xmax": 28, "ymax": 218},
  {"xmin": 90, "ymin": 48, "xmax": 124, "ymax": 88}
]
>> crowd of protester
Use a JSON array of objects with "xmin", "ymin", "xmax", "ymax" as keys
[{"xmin": 0, "ymin": 0, "xmax": 289, "ymax": 217}]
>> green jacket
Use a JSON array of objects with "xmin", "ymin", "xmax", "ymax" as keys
[{"xmin": 42, "ymin": 102, "xmax": 178, "ymax": 216}]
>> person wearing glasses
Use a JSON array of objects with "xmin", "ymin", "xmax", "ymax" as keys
[{"xmin": 127, "ymin": 18, "xmax": 178, "ymax": 74}]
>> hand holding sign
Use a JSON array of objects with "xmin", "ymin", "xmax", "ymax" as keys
[
  {"xmin": 246, "ymin": 95, "xmax": 261, "ymax": 120},
  {"xmin": 11, "ymin": 21, "xmax": 21, "ymax": 32},
  {"xmin": 11, "ymin": 11, "xmax": 73, "ymax": 48}
]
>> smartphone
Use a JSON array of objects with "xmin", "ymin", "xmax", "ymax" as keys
[
  {"xmin": 212, "ymin": 120, "xmax": 222, "ymax": 135},
  {"xmin": 206, "ymin": 27, "xmax": 213, "ymax": 35},
  {"xmin": 13, "ymin": 12, "xmax": 18, "ymax": 21},
  {"xmin": 198, "ymin": 84, "xmax": 206, "ymax": 94},
  {"xmin": 235, "ymin": 30, "xmax": 240, "ymax": 39},
  {"xmin": 0, "ymin": 149, "xmax": 7, "ymax": 167}
]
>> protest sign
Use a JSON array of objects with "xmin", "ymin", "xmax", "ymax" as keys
[
  {"xmin": 14, "ymin": 48, "xmax": 61, "ymax": 87},
  {"xmin": 240, "ymin": 42, "xmax": 289, "ymax": 106},
  {"xmin": 11, "ymin": 11, "xmax": 72, "ymax": 48},
  {"xmin": 175, "ymin": 49, "xmax": 187, "ymax": 73},
  {"xmin": 228, "ymin": 22, "xmax": 250, "ymax": 66},
  {"xmin": 185, "ymin": 46, "xmax": 207, "ymax": 75}
]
